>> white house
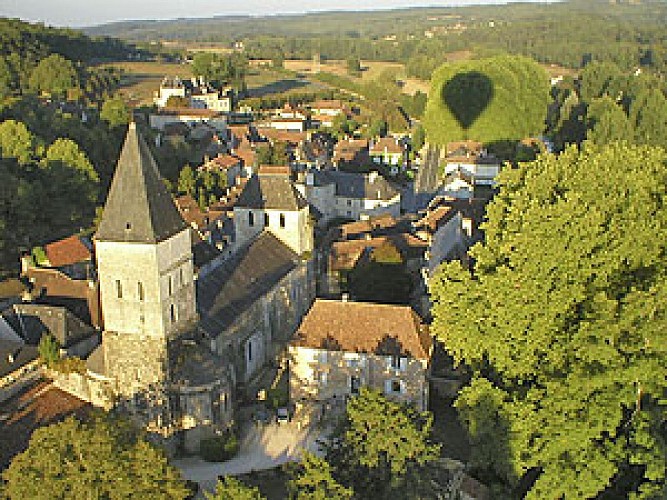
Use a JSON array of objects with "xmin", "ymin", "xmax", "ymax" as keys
[{"xmin": 296, "ymin": 170, "xmax": 401, "ymax": 225}]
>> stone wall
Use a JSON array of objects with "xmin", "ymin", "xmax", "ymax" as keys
[{"xmin": 289, "ymin": 346, "xmax": 429, "ymax": 410}]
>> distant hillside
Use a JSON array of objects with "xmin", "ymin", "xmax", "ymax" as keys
[
  {"xmin": 83, "ymin": 0, "xmax": 667, "ymax": 74},
  {"xmin": 0, "ymin": 17, "xmax": 134, "ymax": 64}
]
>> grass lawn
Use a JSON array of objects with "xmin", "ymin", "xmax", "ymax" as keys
[{"xmin": 97, "ymin": 61, "xmax": 193, "ymax": 106}]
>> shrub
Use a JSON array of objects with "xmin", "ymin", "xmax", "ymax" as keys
[{"xmin": 200, "ymin": 431, "xmax": 240, "ymax": 462}]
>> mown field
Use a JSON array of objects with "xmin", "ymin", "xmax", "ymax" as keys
[
  {"xmin": 98, "ymin": 61, "xmax": 193, "ymax": 106},
  {"xmin": 99, "ymin": 53, "xmax": 573, "ymax": 107}
]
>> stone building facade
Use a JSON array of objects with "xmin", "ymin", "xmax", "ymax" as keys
[{"xmin": 289, "ymin": 299, "xmax": 432, "ymax": 412}]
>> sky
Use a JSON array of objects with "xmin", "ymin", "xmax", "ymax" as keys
[{"xmin": 1, "ymin": 0, "xmax": 553, "ymax": 28}]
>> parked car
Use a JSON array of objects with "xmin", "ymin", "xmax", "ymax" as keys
[{"xmin": 276, "ymin": 407, "xmax": 290, "ymax": 424}]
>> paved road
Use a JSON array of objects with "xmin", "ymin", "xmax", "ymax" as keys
[{"xmin": 174, "ymin": 420, "xmax": 329, "ymax": 494}]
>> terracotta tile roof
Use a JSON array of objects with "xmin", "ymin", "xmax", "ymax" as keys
[
  {"xmin": 370, "ymin": 137, "xmax": 403, "ymax": 155},
  {"xmin": 174, "ymin": 196, "xmax": 224, "ymax": 230},
  {"xmin": 258, "ymin": 128, "xmax": 307, "ymax": 144},
  {"xmin": 44, "ymin": 236, "xmax": 91, "ymax": 268},
  {"xmin": 310, "ymin": 99, "xmax": 345, "ymax": 110},
  {"xmin": 234, "ymin": 147, "xmax": 256, "ymax": 168},
  {"xmin": 416, "ymin": 205, "xmax": 456, "ymax": 233},
  {"xmin": 258, "ymin": 165, "xmax": 291, "ymax": 176},
  {"xmin": 330, "ymin": 234, "xmax": 426, "ymax": 271},
  {"xmin": 293, "ymin": 299, "xmax": 431, "ymax": 359},
  {"xmin": 199, "ymin": 154, "xmax": 242, "ymax": 171},
  {"xmin": 339, "ymin": 215, "xmax": 398, "ymax": 239}
]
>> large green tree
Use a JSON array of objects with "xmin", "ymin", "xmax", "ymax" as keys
[
  {"xmin": 430, "ymin": 142, "xmax": 667, "ymax": 499},
  {"xmin": 289, "ymin": 453, "xmax": 353, "ymax": 500},
  {"xmin": 0, "ymin": 119, "xmax": 35, "ymax": 164},
  {"xmin": 28, "ymin": 54, "xmax": 78, "ymax": 98},
  {"xmin": 3, "ymin": 415, "xmax": 189, "ymax": 499},
  {"xmin": 205, "ymin": 478, "xmax": 264, "ymax": 500},
  {"xmin": 423, "ymin": 55, "xmax": 550, "ymax": 145},
  {"xmin": 100, "ymin": 95, "xmax": 130, "ymax": 128},
  {"xmin": 323, "ymin": 388, "xmax": 440, "ymax": 499}
]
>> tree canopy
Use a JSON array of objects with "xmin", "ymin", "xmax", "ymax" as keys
[
  {"xmin": 205, "ymin": 477, "xmax": 265, "ymax": 500},
  {"xmin": 289, "ymin": 453, "xmax": 353, "ymax": 500},
  {"xmin": 2, "ymin": 415, "xmax": 189, "ymax": 500},
  {"xmin": 423, "ymin": 55, "xmax": 549, "ymax": 146},
  {"xmin": 323, "ymin": 388, "xmax": 440, "ymax": 499},
  {"xmin": 430, "ymin": 142, "xmax": 667, "ymax": 499}
]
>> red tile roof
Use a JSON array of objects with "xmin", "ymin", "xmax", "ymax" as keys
[
  {"xmin": 199, "ymin": 154, "xmax": 242, "ymax": 171},
  {"xmin": 370, "ymin": 137, "xmax": 403, "ymax": 155},
  {"xmin": 293, "ymin": 299, "xmax": 431, "ymax": 359},
  {"xmin": 44, "ymin": 236, "xmax": 91, "ymax": 268}
]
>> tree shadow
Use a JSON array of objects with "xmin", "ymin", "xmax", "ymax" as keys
[{"xmin": 442, "ymin": 72, "xmax": 494, "ymax": 132}]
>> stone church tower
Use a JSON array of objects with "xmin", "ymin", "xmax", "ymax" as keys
[{"xmin": 95, "ymin": 123, "xmax": 197, "ymax": 429}]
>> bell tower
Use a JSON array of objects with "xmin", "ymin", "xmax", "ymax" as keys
[{"xmin": 95, "ymin": 123, "xmax": 196, "ymax": 424}]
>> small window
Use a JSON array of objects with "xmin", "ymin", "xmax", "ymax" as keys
[
  {"xmin": 116, "ymin": 280, "xmax": 122, "ymax": 299},
  {"xmin": 279, "ymin": 213, "xmax": 286, "ymax": 228},
  {"xmin": 248, "ymin": 212, "xmax": 254, "ymax": 226},
  {"xmin": 347, "ymin": 199, "xmax": 352, "ymax": 206},
  {"xmin": 170, "ymin": 304, "xmax": 176, "ymax": 323},
  {"xmin": 390, "ymin": 355, "xmax": 401, "ymax": 370},
  {"xmin": 168, "ymin": 276, "xmax": 172, "ymax": 296},
  {"xmin": 350, "ymin": 376, "xmax": 361, "ymax": 394},
  {"xmin": 137, "ymin": 282, "xmax": 144, "ymax": 301},
  {"xmin": 125, "ymin": 222, "xmax": 131, "ymax": 230},
  {"xmin": 264, "ymin": 213, "xmax": 269, "ymax": 227},
  {"xmin": 179, "ymin": 267, "xmax": 184, "ymax": 285},
  {"xmin": 391, "ymin": 379, "xmax": 401, "ymax": 393},
  {"xmin": 247, "ymin": 340, "xmax": 253, "ymax": 362}
]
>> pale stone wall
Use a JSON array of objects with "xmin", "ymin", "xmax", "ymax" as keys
[
  {"xmin": 234, "ymin": 207, "xmax": 313, "ymax": 256},
  {"xmin": 334, "ymin": 194, "xmax": 401, "ymax": 220},
  {"xmin": 102, "ymin": 331, "xmax": 168, "ymax": 399},
  {"xmin": 289, "ymin": 346, "xmax": 429, "ymax": 410},
  {"xmin": 96, "ymin": 229, "xmax": 196, "ymax": 339},
  {"xmin": 212, "ymin": 261, "xmax": 315, "ymax": 386},
  {"xmin": 427, "ymin": 211, "xmax": 464, "ymax": 277}
]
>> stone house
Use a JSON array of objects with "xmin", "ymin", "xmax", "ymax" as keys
[
  {"xmin": 296, "ymin": 170, "xmax": 401, "ymax": 226},
  {"xmin": 43, "ymin": 235, "xmax": 94, "ymax": 280},
  {"xmin": 289, "ymin": 298, "xmax": 432, "ymax": 412},
  {"xmin": 369, "ymin": 137, "xmax": 406, "ymax": 175},
  {"xmin": 444, "ymin": 141, "xmax": 500, "ymax": 187}
]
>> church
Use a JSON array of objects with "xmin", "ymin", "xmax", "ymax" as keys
[{"xmin": 85, "ymin": 123, "xmax": 315, "ymax": 451}]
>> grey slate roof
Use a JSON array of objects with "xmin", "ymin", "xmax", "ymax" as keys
[
  {"xmin": 0, "ymin": 340, "xmax": 38, "ymax": 379},
  {"xmin": 96, "ymin": 123, "xmax": 187, "ymax": 243},
  {"xmin": 197, "ymin": 231, "xmax": 299, "ymax": 335},
  {"xmin": 236, "ymin": 173, "xmax": 308, "ymax": 211},
  {"xmin": 312, "ymin": 170, "xmax": 399, "ymax": 201},
  {"xmin": 7, "ymin": 304, "xmax": 95, "ymax": 348}
]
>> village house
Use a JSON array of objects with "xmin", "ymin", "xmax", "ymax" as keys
[
  {"xmin": 332, "ymin": 138, "xmax": 370, "ymax": 169},
  {"xmin": 289, "ymin": 298, "xmax": 432, "ymax": 414},
  {"xmin": 154, "ymin": 76, "xmax": 233, "ymax": 113},
  {"xmin": 39, "ymin": 235, "xmax": 94, "ymax": 280},
  {"xmin": 414, "ymin": 195, "xmax": 487, "ymax": 281},
  {"xmin": 296, "ymin": 169, "xmax": 401, "ymax": 225},
  {"xmin": 149, "ymin": 107, "xmax": 227, "ymax": 132},
  {"xmin": 369, "ymin": 137, "xmax": 406, "ymax": 175},
  {"xmin": 444, "ymin": 141, "xmax": 501, "ymax": 188}
]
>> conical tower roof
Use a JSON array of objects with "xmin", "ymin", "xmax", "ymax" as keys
[{"xmin": 96, "ymin": 123, "xmax": 186, "ymax": 243}]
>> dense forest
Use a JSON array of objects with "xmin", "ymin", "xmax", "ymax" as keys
[
  {"xmin": 0, "ymin": 19, "xmax": 138, "ymax": 276},
  {"xmin": 87, "ymin": 0, "xmax": 667, "ymax": 76}
]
